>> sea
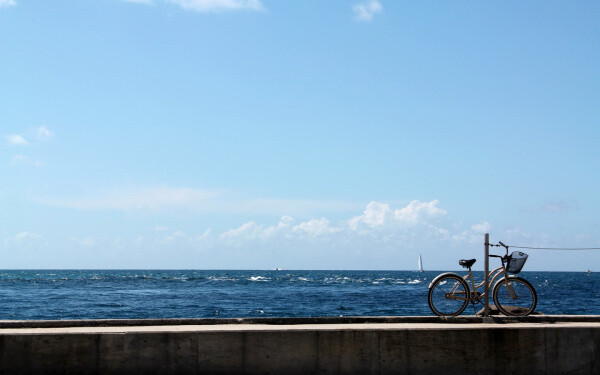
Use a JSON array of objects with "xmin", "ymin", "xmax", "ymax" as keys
[{"xmin": 0, "ymin": 270, "xmax": 597, "ymax": 320}]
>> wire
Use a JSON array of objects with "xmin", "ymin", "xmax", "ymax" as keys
[
  {"xmin": 508, "ymin": 245, "xmax": 600, "ymax": 251},
  {"xmin": 488, "ymin": 242, "xmax": 600, "ymax": 250}
]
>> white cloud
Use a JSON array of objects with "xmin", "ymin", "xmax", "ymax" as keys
[
  {"xmin": 4, "ymin": 199, "xmax": 592, "ymax": 270},
  {"xmin": 160, "ymin": 230, "xmax": 187, "ymax": 242},
  {"xmin": 197, "ymin": 228, "xmax": 211, "ymax": 239},
  {"xmin": 43, "ymin": 198, "xmax": 467, "ymax": 248},
  {"xmin": 349, "ymin": 200, "xmax": 447, "ymax": 230},
  {"xmin": 6, "ymin": 134, "xmax": 28, "ymax": 145},
  {"xmin": 5, "ymin": 127, "xmax": 53, "ymax": 166},
  {"xmin": 292, "ymin": 218, "xmax": 340, "ymax": 237},
  {"xmin": 5, "ymin": 126, "xmax": 54, "ymax": 148},
  {"xmin": 158, "ymin": 228, "xmax": 212, "ymax": 246},
  {"xmin": 349, "ymin": 201, "xmax": 393, "ymax": 228},
  {"xmin": 167, "ymin": 0, "xmax": 264, "ymax": 12},
  {"xmin": 36, "ymin": 187, "xmax": 362, "ymax": 215},
  {"xmin": 222, "ymin": 221, "xmax": 261, "ymax": 239},
  {"xmin": 396, "ymin": 200, "xmax": 447, "ymax": 222},
  {"xmin": 32, "ymin": 193, "xmax": 494, "ymax": 255},
  {"xmin": 72, "ymin": 237, "xmax": 95, "ymax": 247},
  {"xmin": 352, "ymin": 0, "xmax": 382, "ymax": 22},
  {"xmin": 471, "ymin": 221, "xmax": 491, "ymax": 234},
  {"xmin": 34, "ymin": 125, "xmax": 54, "ymax": 141},
  {"xmin": 228, "ymin": 198, "xmax": 361, "ymax": 216},
  {"xmin": 13, "ymin": 232, "xmax": 41, "ymax": 243},
  {"xmin": 0, "ymin": 0, "xmax": 16, "ymax": 7},
  {"xmin": 453, "ymin": 222, "xmax": 491, "ymax": 244},
  {"xmin": 217, "ymin": 200, "xmax": 462, "ymax": 248},
  {"xmin": 2, "ymin": 231, "xmax": 43, "ymax": 247},
  {"xmin": 262, "ymin": 215, "xmax": 293, "ymax": 237}
]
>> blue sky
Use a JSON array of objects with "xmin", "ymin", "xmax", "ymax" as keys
[{"xmin": 1, "ymin": 0, "xmax": 599, "ymax": 270}]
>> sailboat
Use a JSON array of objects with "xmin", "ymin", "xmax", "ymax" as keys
[{"xmin": 418, "ymin": 254, "xmax": 424, "ymax": 272}]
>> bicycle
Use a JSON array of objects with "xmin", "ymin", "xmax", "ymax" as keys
[{"xmin": 427, "ymin": 241, "xmax": 537, "ymax": 316}]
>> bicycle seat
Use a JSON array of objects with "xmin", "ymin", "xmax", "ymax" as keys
[{"xmin": 459, "ymin": 259, "xmax": 476, "ymax": 268}]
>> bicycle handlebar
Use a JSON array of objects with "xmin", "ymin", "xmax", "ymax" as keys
[
  {"xmin": 486, "ymin": 240, "xmax": 510, "ymax": 256},
  {"xmin": 497, "ymin": 241, "xmax": 509, "ymax": 255}
]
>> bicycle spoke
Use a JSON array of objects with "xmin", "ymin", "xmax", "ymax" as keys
[
  {"xmin": 493, "ymin": 277, "xmax": 536, "ymax": 316},
  {"xmin": 428, "ymin": 275, "xmax": 470, "ymax": 316}
]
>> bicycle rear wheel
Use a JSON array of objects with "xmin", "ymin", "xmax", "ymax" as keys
[
  {"xmin": 492, "ymin": 276, "xmax": 537, "ymax": 316},
  {"xmin": 428, "ymin": 274, "xmax": 470, "ymax": 316}
]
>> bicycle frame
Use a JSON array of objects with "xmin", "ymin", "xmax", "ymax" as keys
[
  {"xmin": 462, "ymin": 265, "xmax": 509, "ymax": 302},
  {"xmin": 459, "ymin": 247, "xmax": 525, "ymax": 304}
]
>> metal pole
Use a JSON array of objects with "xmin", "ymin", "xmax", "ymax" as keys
[{"xmin": 484, "ymin": 233, "xmax": 490, "ymax": 317}]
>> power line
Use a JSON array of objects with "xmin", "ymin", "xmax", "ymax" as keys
[
  {"xmin": 487, "ymin": 242, "xmax": 600, "ymax": 251},
  {"xmin": 508, "ymin": 245, "xmax": 600, "ymax": 251}
]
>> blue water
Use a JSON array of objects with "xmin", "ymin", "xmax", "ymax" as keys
[{"xmin": 0, "ymin": 270, "xmax": 597, "ymax": 320}]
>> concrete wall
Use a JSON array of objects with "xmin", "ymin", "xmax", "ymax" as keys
[{"xmin": 0, "ymin": 319, "xmax": 599, "ymax": 374}]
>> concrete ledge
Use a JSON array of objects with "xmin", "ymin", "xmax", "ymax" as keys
[
  {"xmin": 0, "ymin": 316, "xmax": 599, "ymax": 374},
  {"xmin": 1, "ymin": 314, "xmax": 600, "ymax": 329}
]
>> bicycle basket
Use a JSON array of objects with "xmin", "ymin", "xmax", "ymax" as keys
[{"xmin": 506, "ymin": 251, "xmax": 528, "ymax": 274}]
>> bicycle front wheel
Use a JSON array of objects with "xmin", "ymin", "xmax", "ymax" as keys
[
  {"xmin": 492, "ymin": 276, "xmax": 537, "ymax": 316},
  {"xmin": 428, "ymin": 274, "xmax": 470, "ymax": 316}
]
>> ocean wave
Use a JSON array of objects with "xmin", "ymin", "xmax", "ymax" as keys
[
  {"xmin": 249, "ymin": 276, "xmax": 270, "ymax": 282},
  {"xmin": 207, "ymin": 276, "xmax": 238, "ymax": 282}
]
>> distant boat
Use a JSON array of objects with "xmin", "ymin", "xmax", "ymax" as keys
[
  {"xmin": 274, "ymin": 268, "xmax": 282, "ymax": 271},
  {"xmin": 418, "ymin": 254, "xmax": 424, "ymax": 272}
]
